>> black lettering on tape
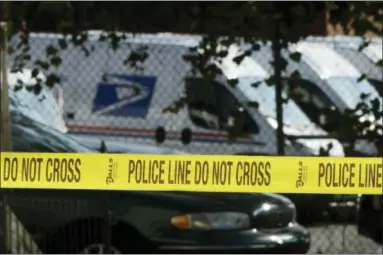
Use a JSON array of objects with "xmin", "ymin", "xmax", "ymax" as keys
[
  {"xmin": 319, "ymin": 163, "xmax": 357, "ymax": 188},
  {"xmin": 3, "ymin": 157, "xmax": 18, "ymax": 182},
  {"xmin": 358, "ymin": 163, "xmax": 383, "ymax": 188},
  {"xmin": 128, "ymin": 160, "xmax": 135, "ymax": 183},
  {"xmin": 212, "ymin": 161, "xmax": 232, "ymax": 185},
  {"xmin": 46, "ymin": 158, "xmax": 53, "ymax": 182},
  {"xmin": 195, "ymin": 160, "xmax": 209, "ymax": 185},
  {"xmin": 136, "ymin": 160, "xmax": 144, "ymax": 183},
  {"xmin": 168, "ymin": 160, "xmax": 192, "ymax": 185},
  {"xmin": 21, "ymin": 157, "xmax": 43, "ymax": 182},
  {"xmin": 74, "ymin": 158, "xmax": 81, "ymax": 182},
  {"xmin": 128, "ymin": 160, "xmax": 166, "ymax": 185},
  {"xmin": 235, "ymin": 161, "xmax": 271, "ymax": 186},
  {"xmin": 318, "ymin": 163, "xmax": 325, "ymax": 187},
  {"xmin": 236, "ymin": 162, "xmax": 243, "ymax": 185},
  {"xmin": 46, "ymin": 158, "xmax": 81, "ymax": 183},
  {"xmin": 264, "ymin": 161, "xmax": 271, "ymax": 186},
  {"xmin": 158, "ymin": 160, "xmax": 165, "ymax": 184}
]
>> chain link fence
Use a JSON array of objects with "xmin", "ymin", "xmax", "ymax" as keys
[{"xmin": 1, "ymin": 23, "xmax": 382, "ymax": 254}]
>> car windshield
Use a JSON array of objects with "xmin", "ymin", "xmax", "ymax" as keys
[
  {"xmin": 326, "ymin": 76, "xmax": 382, "ymax": 109},
  {"xmin": 237, "ymin": 76, "xmax": 314, "ymax": 127},
  {"xmin": 10, "ymin": 110, "xmax": 93, "ymax": 153}
]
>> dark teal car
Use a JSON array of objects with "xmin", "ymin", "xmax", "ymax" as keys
[{"xmin": 7, "ymin": 109, "xmax": 310, "ymax": 254}]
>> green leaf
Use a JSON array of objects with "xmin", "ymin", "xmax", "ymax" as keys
[
  {"xmin": 162, "ymin": 97, "xmax": 186, "ymax": 114},
  {"xmin": 46, "ymin": 45, "xmax": 58, "ymax": 56},
  {"xmin": 50, "ymin": 56, "xmax": 62, "ymax": 67},
  {"xmin": 35, "ymin": 60, "xmax": 50, "ymax": 70},
  {"xmin": 98, "ymin": 34, "xmax": 107, "ymax": 42},
  {"xmin": 359, "ymin": 92, "xmax": 370, "ymax": 100},
  {"xmin": 45, "ymin": 74, "xmax": 61, "ymax": 88},
  {"xmin": 244, "ymin": 50, "xmax": 252, "ymax": 57},
  {"xmin": 23, "ymin": 54, "xmax": 31, "ymax": 60},
  {"xmin": 22, "ymin": 46, "xmax": 31, "ymax": 53},
  {"xmin": 357, "ymin": 73, "xmax": 367, "ymax": 83},
  {"xmin": 265, "ymin": 75, "xmax": 276, "ymax": 86},
  {"xmin": 13, "ymin": 85, "xmax": 23, "ymax": 92},
  {"xmin": 289, "ymin": 52, "xmax": 302, "ymax": 63},
  {"xmin": 251, "ymin": 81, "xmax": 262, "ymax": 88},
  {"xmin": 376, "ymin": 59, "xmax": 383, "ymax": 67},
  {"xmin": 247, "ymin": 101, "xmax": 259, "ymax": 108},
  {"xmin": 252, "ymin": 43, "xmax": 260, "ymax": 51},
  {"xmin": 227, "ymin": 79, "xmax": 238, "ymax": 88},
  {"xmin": 81, "ymin": 46, "xmax": 91, "ymax": 57},
  {"xmin": 370, "ymin": 98, "xmax": 380, "ymax": 112},
  {"xmin": 188, "ymin": 47, "xmax": 198, "ymax": 53},
  {"xmin": 101, "ymin": 73, "xmax": 108, "ymax": 82},
  {"xmin": 357, "ymin": 41, "xmax": 370, "ymax": 52},
  {"xmin": 58, "ymin": 38, "xmax": 68, "ymax": 50},
  {"xmin": 289, "ymin": 70, "xmax": 301, "ymax": 80},
  {"xmin": 232, "ymin": 54, "xmax": 245, "ymax": 65},
  {"xmin": 15, "ymin": 78, "xmax": 22, "ymax": 86},
  {"xmin": 218, "ymin": 50, "xmax": 228, "ymax": 58},
  {"xmin": 132, "ymin": 86, "xmax": 141, "ymax": 96},
  {"xmin": 31, "ymin": 68, "xmax": 39, "ymax": 78},
  {"xmin": 32, "ymin": 83, "xmax": 42, "ymax": 95}
]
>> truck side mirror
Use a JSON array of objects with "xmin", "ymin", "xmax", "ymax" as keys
[{"xmin": 227, "ymin": 107, "xmax": 245, "ymax": 141}]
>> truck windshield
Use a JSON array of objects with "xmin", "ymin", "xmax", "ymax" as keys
[
  {"xmin": 325, "ymin": 76, "xmax": 382, "ymax": 109},
  {"xmin": 237, "ymin": 76, "xmax": 315, "ymax": 127}
]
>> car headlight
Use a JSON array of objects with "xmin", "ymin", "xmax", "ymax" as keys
[{"xmin": 171, "ymin": 212, "xmax": 250, "ymax": 230}]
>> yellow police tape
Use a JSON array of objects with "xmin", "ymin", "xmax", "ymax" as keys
[{"xmin": 0, "ymin": 152, "xmax": 382, "ymax": 194}]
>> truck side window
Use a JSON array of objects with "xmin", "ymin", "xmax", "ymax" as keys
[
  {"xmin": 185, "ymin": 78, "xmax": 220, "ymax": 130},
  {"xmin": 284, "ymin": 78, "xmax": 341, "ymax": 132},
  {"xmin": 185, "ymin": 78, "xmax": 260, "ymax": 134},
  {"xmin": 215, "ymin": 83, "xmax": 260, "ymax": 134}
]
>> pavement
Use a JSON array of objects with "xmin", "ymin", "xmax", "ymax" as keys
[{"xmin": 308, "ymin": 224, "xmax": 382, "ymax": 254}]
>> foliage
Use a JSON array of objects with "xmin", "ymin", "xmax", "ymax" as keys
[{"xmin": 2, "ymin": 1, "xmax": 382, "ymax": 154}]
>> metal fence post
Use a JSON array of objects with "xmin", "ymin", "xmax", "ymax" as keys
[
  {"xmin": 0, "ymin": 21, "xmax": 43, "ymax": 254},
  {"xmin": 272, "ymin": 21, "xmax": 285, "ymax": 156},
  {"xmin": 0, "ymin": 20, "xmax": 10, "ymax": 254}
]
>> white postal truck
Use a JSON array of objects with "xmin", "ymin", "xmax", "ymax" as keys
[{"xmin": 11, "ymin": 31, "xmax": 321, "ymax": 156}]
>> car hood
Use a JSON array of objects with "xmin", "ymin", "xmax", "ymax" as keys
[
  {"xmin": 134, "ymin": 191, "xmax": 294, "ymax": 213},
  {"xmin": 133, "ymin": 191, "xmax": 296, "ymax": 229}
]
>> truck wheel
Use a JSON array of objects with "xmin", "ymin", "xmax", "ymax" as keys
[{"xmin": 41, "ymin": 219, "xmax": 152, "ymax": 254}]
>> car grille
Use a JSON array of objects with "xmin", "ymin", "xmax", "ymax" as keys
[{"xmin": 251, "ymin": 204, "xmax": 293, "ymax": 229}]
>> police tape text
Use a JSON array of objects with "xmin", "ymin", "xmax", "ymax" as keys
[
  {"xmin": 127, "ymin": 159, "xmax": 272, "ymax": 186},
  {"xmin": 318, "ymin": 163, "xmax": 382, "ymax": 188},
  {"xmin": 2, "ymin": 157, "xmax": 81, "ymax": 183}
]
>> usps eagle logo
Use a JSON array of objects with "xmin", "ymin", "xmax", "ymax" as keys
[{"xmin": 92, "ymin": 74, "xmax": 156, "ymax": 118}]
